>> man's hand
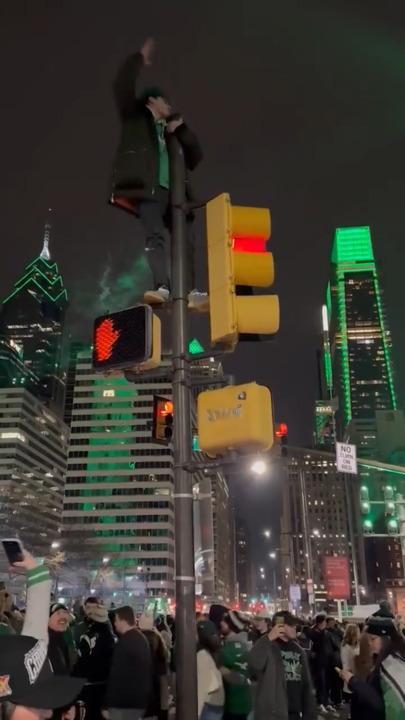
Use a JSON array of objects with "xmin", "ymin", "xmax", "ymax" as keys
[
  {"xmin": 268, "ymin": 624, "xmax": 285, "ymax": 642},
  {"xmin": 140, "ymin": 37, "xmax": 155, "ymax": 66},
  {"xmin": 167, "ymin": 117, "xmax": 184, "ymax": 134},
  {"xmin": 13, "ymin": 550, "xmax": 37, "ymax": 572}
]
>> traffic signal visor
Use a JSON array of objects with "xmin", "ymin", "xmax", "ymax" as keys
[{"xmin": 206, "ymin": 193, "xmax": 280, "ymax": 350}]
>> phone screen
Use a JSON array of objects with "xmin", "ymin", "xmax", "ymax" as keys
[
  {"xmin": 2, "ymin": 540, "xmax": 24, "ymax": 564},
  {"xmin": 276, "ymin": 617, "xmax": 285, "ymax": 626}
]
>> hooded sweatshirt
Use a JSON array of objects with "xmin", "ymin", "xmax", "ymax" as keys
[{"xmin": 220, "ymin": 631, "xmax": 252, "ymax": 716}]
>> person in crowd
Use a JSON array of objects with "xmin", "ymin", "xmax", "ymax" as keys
[
  {"xmin": 109, "ymin": 37, "xmax": 204, "ymax": 308},
  {"xmin": 104, "ymin": 606, "xmax": 152, "ymax": 720},
  {"xmin": 325, "ymin": 617, "xmax": 343, "ymax": 708},
  {"xmin": 340, "ymin": 624, "xmax": 360, "ymax": 718},
  {"xmin": 340, "ymin": 616, "xmax": 405, "ymax": 720},
  {"xmin": 248, "ymin": 610, "xmax": 316, "ymax": 720},
  {"xmin": 72, "ymin": 597, "xmax": 99, "ymax": 648},
  {"xmin": 306, "ymin": 614, "xmax": 338, "ymax": 716},
  {"xmin": 72, "ymin": 604, "xmax": 115, "ymax": 720},
  {"xmin": 354, "ymin": 630, "xmax": 374, "ymax": 681},
  {"xmin": 220, "ymin": 611, "xmax": 252, "ymax": 720},
  {"xmin": 250, "ymin": 612, "xmax": 271, "ymax": 643},
  {"xmin": 0, "ymin": 549, "xmax": 84, "ymax": 720},
  {"xmin": 197, "ymin": 620, "xmax": 224, "ymax": 720},
  {"xmin": 48, "ymin": 604, "xmax": 72, "ymax": 675},
  {"xmin": 155, "ymin": 615, "xmax": 172, "ymax": 655},
  {"xmin": 372, "ymin": 600, "xmax": 395, "ymax": 620},
  {"xmin": 0, "ymin": 589, "xmax": 23, "ymax": 634},
  {"xmin": 139, "ymin": 614, "xmax": 170, "ymax": 720}
]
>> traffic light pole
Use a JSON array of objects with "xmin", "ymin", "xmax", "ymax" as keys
[{"xmin": 168, "ymin": 135, "xmax": 197, "ymax": 720}]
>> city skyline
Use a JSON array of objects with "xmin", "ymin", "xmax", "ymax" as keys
[{"xmin": 1, "ymin": 2, "xmax": 405, "ymax": 447}]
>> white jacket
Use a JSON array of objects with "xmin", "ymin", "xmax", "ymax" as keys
[{"xmin": 197, "ymin": 649, "xmax": 225, "ymax": 717}]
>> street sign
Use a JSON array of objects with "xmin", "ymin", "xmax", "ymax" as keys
[
  {"xmin": 336, "ymin": 441, "xmax": 358, "ymax": 475},
  {"xmin": 323, "ymin": 556, "xmax": 351, "ymax": 599}
]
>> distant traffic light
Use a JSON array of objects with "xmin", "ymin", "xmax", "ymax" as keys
[
  {"xmin": 92, "ymin": 305, "xmax": 161, "ymax": 373},
  {"xmin": 206, "ymin": 193, "xmax": 279, "ymax": 351},
  {"xmin": 152, "ymin": 396, "xmax": 174, "ymax": 443}
]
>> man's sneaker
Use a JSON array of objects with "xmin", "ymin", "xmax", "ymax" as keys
[
  {"xmin": 188, "ymin": 289, "xmax": 209, "ymax": 312},
  {"xmin": 144, "ymin": 286, "xmax": 170, "ymax": 305},
  {"xmin": 318, "ymin": 706, "xmax": 328, "ymax": 716},
  {"xmin": 325, "ymin": 706, "xmax": 339, "ymax": 717}
]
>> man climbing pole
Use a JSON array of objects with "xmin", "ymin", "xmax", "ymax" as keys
[{"xmin": 109, "ymin": 37, "xmax": 206, "ymax": 308}]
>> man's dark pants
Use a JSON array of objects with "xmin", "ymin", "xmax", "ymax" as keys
[{"xmin": 138, "ymin": 187, "xmax": 195, "ymax": 291}]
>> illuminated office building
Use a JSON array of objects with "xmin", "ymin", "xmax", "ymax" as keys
[{"xmin": 0, "ymin": 219, "xmax": 68, "ymax": 412}]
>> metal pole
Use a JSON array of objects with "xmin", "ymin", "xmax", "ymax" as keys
[
  {"xmin": 168, "ymin": 135, "xmax": 197, "ymax": 720},
  {"xmin": 343, "ymin": 472, "xmax": 361, "ymax": 606},
  {"xmin": 299, "ymin": 468, "xmax": 314, "ymax": 613}
]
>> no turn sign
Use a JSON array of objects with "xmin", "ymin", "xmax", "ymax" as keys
[{"xmin": 336, "ymin": 442, "xmax": 358, "ymax": 475}]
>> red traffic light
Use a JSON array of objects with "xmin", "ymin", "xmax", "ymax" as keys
[
  {"xmin": 275, "ymin": 422, "xmax": 288, "ymax": 438},
  {"xmin": 93, "ymin": 305, "xmax": 153, "ymax": 372},
  {"xmin": 152, "ymin": 396, "xmax": 174, "ymax": 443}
]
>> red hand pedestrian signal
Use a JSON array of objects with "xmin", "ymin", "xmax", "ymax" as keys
[{"xmin": 94, "ymin": 318, "xmax": 120, "ymax": 362}]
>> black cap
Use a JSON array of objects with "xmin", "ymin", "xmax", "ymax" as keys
[
  {"xmin": 365, "ymin": 616, "xmax": 396, "ymax": 638},
  {"xmin": 272, "ymin": 611, "xmax": 299, "ymax": 627},
  {"xmin": 0, "ymin": 635, "xmax": 84, "ymax": 708}
]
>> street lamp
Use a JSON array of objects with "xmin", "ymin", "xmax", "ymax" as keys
[
  {"xmin": 269, "ymin": 551, "xmax": 276, "ymax": 559},
  {"xmin": 51, "ymin": 541, "xmax": 60, "ymax": 550},
  {"xmin": 312, "ymin": 529, "xmax": 320, "ymax": 537},
  {"xmin": 102, "ymin": 557, "xmax": 110, "ymax": 564},
  {"xmin": 251, "ymin": 459, "xmax": 267, "ymax": 476},
  {"xmin": 263, "ymin": 529, "xmax": 271, "ymax": 539}
]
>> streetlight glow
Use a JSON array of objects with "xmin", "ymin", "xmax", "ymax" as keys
[
  {"xmin": 51, "ymin": 541, "xmax": 60, "ymax": 549},
  {"xmin": 269, "ymin": 552, "xmax": 276, "ymax": 559},
  {"xmin": 102, "ymin": 556, "xmax": 110, "ymax": 564},
  {"xmin": 251, "ymin": 459, "xmax": 267, "ymax": 476},
  {"xmin": 263, "ymin": 529, "xmax": 271, "ymax": 539}
]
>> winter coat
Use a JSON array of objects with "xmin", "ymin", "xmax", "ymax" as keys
[
  {"xmin": 348, "ymin": 668, "xmax": 385, "ymax": 720},
  {"xmin": 48, "ymin": 628, "xmax": 71, "ymax": 675},
  {"xmin": 197, "ymin": 648, "xmax": 224, "ymax": 718},
  {"xmin": 220, "ymin": 632, "xmax": 252, "ymax": 716},
  {"xmin": 72, "ymin": 621, "xmax": 115, "ymax": 683},
  {"xmin": 248, "ymin": 637, "xmax": 316, "ymax": 720},
  {"xmin": 104, "ymin": 628, "xmax": 152, "ymax": 710},
  {"xmin": 109, "ymin": 53, "xmax": 202, "ymax": 212}
]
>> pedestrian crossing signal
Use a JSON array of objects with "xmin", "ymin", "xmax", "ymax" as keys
[
  {"xmin": 92, "ymin": 305, "xmax": 161, "ymax": 373},
  {"xmin": 152, "ymin": 396, "xmax": 174, "ymax": 443}
]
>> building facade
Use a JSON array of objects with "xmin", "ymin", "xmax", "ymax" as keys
[
  {"xmin": 0, "ymin": 386, "xmax": 68, "ymax": 560},
  {"xmin": 280, "ymin": 447, "xmax": 367, "ymax": 609},
  {"xmin": 62, "ymin": 349, "xmax": 175, "ymax": 598},
  {"xmin": 327, "ymin": 226, "xmax": 397, "ymax": 454},
  {"xmin": 235, "ymin": 516, "xmax": 253, "ymax": 608},
  {"xmin": 0, "ymin": 221, "xmax": 68, "ymax": 413}
]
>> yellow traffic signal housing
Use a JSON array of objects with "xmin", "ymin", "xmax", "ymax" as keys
[
  {"xmin": 197, "ymin": 382, "xmax": 274, "ymax": 456},
  {"xmin": 206, "ymin": 193, "xmax": 280, "ymax": 351}
]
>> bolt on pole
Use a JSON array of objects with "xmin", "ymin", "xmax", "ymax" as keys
[{"xmin": 168, "ymin": 135, "xmax": 197, "ymax": 720}]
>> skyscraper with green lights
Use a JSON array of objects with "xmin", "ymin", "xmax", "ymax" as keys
[
  {"xmin": 327, "ymin": 226, "xmax": 397, "ymax": 455},
  {"xmin": 0, "ymin": 219, "xmax": 68, "ymax": 411}
]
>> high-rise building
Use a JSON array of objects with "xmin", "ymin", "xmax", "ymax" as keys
[
  {"xmin": 280, "ymin": 447, "xmax": 367, "ymax": 609},
  {"xmin": 327, "ymin": 226, "xmax": 397, "ymax": 455},
  {"xmin": 62, "ymin": 349, "xmax": 175, "ymax": 598},
  {"xmin": 0, "ymin": 383, "xmax": 68, "ymax": 559},
  {"xmin": 235, "ymin": 516, "xmax": 253, "ymax": 608},
  {"xmin": 0, "ymin": 219, "xmax": 68, "ymax": 412}
]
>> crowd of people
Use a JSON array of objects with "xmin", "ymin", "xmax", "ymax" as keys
[{"xmin": 1, "ymin": 554, "xmax": 405, "ymax": 720}]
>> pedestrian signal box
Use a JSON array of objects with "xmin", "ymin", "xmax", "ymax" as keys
[
  {"xmin": 93, "ymin": 305, "xmax": 161, "ymax": 373},
  {"xmin": 206, "ymin": 193, "xmax": 280, "ymax": 351},
  {"xmin": 197, "ymin": 382, "xmax": 273, "ymax": 456},
  {"xmin": 152, "ymin": 396, "xmax": 174, "ymax": 443}
]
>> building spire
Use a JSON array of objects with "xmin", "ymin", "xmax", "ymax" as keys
[{"xmin": 40, "ymin": 208, "xmax": 52, "ymax": 261}]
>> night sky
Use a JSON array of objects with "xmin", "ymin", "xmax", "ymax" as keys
[{"xmin": 1, "ymin": 2, "xmax": 405, "ymax": 557}]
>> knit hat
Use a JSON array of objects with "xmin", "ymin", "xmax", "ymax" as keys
[
  {"xmin": 0, "ymin": 635, "xmax": 84, "ymax": 708},
  {"xmin": 138, "ymin": 613, "xmax": 154, "ymax": 631},
  {"xmin": 86, "ymin": 604, "xmax": 108, "ymax": 623},
  {"xmin": 365, "ymin": 616, "xmax": 396, "ymax": 638},
  {"xmin": 223, "ymin": 610, "xmax": 246, "ymax": 633},
  {"xmin": 49, "ymin": 603, "xmax": 69, "ymax": 617}
]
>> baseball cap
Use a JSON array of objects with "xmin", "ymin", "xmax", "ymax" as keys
[
  {"xmin": 197, "ymin": 620, "xmax": 219, "ymax": 639},
  {"xmin": 0, "ymin": 635, "xmax": 84, "ymax": 708},
  {"xmin": 272, "ymin": 611, "xmax": 299, "ymax": 627},
  {"xmin": 253, "ymin": 612, "xmax": 271, "ymax": 622},
  {"xmin": 365, "ymin": 616, "xmax": 396, "ymax": 638},
  {"xmin": 49, "ymin": 603, "xmax": 69, "ymax": 617}
]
